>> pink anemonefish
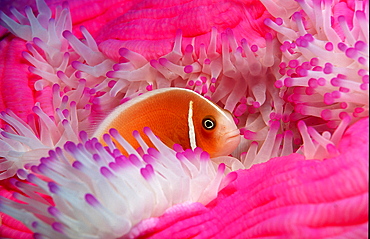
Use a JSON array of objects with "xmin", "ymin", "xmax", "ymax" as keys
[{"xmin": 92, "ymin": 88, "xmax": 241, "ymax": 157}]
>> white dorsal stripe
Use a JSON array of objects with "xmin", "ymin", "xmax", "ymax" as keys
[{"xmin": 188, "ymin": 100, "xmax": 197, "ymax": 150}]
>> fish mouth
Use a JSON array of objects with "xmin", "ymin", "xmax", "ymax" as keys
[
  {"xmin": 224, "ymin": 128, "xmax": 242, "ymax": 141},
  {"xmin": 212, "ymin": 128, "xmax": 241, "ymax": 157}
]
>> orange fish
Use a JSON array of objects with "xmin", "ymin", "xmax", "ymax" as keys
[{"xmin": 93, "ymin": 88, "xmax": 240, "ymax": 157}]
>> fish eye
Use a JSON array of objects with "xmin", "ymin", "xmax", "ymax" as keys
[{"xmin": 202, "ymin": 117, "xmax": 216, "ymax": 130}]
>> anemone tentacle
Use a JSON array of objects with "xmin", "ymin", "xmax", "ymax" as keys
[
  {"xmin": 0, "ymin": 81, "xmax": 91, "ymax": 179},
  {"xmin": 0, "ymin": 128, "xmax": 236, "ymax": 238},
  {"xmin": 264, "ymin": 0, "xmax": 369, "ymax": 132}
]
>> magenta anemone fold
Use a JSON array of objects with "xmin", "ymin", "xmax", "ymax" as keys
[{"xmin": 0, "ymin": 0, "xmax": 368, "ymax": 238}]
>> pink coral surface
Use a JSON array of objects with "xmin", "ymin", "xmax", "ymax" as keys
[{"xmin": 0, "ymin": 0, "xmax": 368, "ymax": 238}]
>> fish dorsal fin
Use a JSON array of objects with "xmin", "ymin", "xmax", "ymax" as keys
[
  {"xmin": 85, "ymin": 107, "xmax": 114, "ymax": 138},
  {"xmin": 188, "ymin": 100, "xmax": 197, "ymax": 150}
]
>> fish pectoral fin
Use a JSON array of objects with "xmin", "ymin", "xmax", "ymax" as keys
[{"xmin": 157, "ymin": 136, "xmax": 177, "ymax": 150}]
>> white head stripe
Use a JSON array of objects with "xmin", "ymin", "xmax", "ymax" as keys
[{"xmin": 188, "ymin": 100, "xmax": 197, "ymax": 150}]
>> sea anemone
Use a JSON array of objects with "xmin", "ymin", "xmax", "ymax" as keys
[
  {"xmin": 1, "ymin": 127, "xmax": 236, "ymax": 238},
  {"xmin": 129, "ymin": 116, "xmax": 369, "ymax": 238},
  {"xmin": 0, "ymin": 0, "xmax": 368, "ymax": 238}
]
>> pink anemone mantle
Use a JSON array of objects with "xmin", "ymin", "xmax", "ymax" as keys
[{"xmin": 0, "ymin": 0, "xmax": 368, "ymax": 238}]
